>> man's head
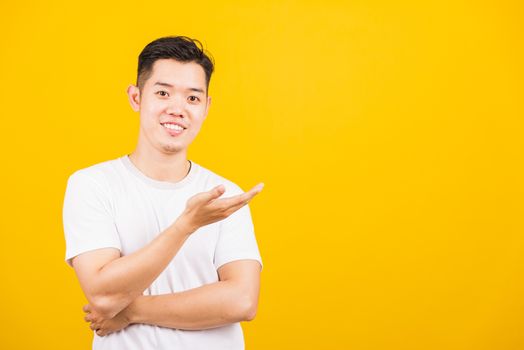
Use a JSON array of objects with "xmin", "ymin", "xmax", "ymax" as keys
[
  {"xmin": 127, "ymin": 36, "xmax": 215, "ymax": 155},
  {"xmin": 136, "ymin": 36, "xmax": 214, "ymax": 95}
]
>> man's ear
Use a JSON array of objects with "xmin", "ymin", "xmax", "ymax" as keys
[{"xmin": 127, "ymin": 84, "xmax": 141, "ymax": 112}]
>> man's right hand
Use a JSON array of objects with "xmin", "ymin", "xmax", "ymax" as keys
[{"xmin": 175, "ymin": 183, "xmax": 265, "ymax": 234}]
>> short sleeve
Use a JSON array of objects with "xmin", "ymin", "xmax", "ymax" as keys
[
  {"xmin": 213, "ymin": 183, "xmax": 263, "ymax": 271},
  {"xmin": 62, "ymin": 171, "xmax": 121, "ymax": 268}
]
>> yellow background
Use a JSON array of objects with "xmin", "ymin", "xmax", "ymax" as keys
[{"xmin": 1, "ymin": 0, "xmax": 523, "ymax": 349}]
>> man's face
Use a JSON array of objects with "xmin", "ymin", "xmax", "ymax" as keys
[{"xmin": 127, "ymin": 58, "xmax": 211, "ymax": 155}]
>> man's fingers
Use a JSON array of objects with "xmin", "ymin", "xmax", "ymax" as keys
[
  {"xmin": 224, "ymin": 197, "xmax": 252, "ymax": 216},
  {"xmin": 83, "ymin": 304, "xmax": 90, "ymax": 313},
  {"xmin": 251, "ymin": 182, "xmax": 265, "ymax": 194},
  {"xmin": 233, "ymin": 183, "xmax": 264, "ymax": 205},
  {"xmin": 205, "ymin": 185, "xmax": 226, "ymax": 203},
  {"xmin": 220, "ymin": 183, "xmax": 264, "ymax": 209}
]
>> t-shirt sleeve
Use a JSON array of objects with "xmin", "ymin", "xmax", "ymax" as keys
[
  {"xmin": 213, "ymin": 183, "xmax": 263, "ymax": 271},
  {"xmin": 62, "ymin": 171, "xmax": 122, "ymax": 268}
]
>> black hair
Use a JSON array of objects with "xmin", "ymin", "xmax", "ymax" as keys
[{"xmin": 136, "ymin": 36, "xmax": 215, "ymax": 94}]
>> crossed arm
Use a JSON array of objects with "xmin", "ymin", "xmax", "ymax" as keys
[
  {"xmin": 74, "ymin": 183, "xmax": 264, "ymax": 335},
  {"xmin": 82, "ymin": 258, "xmax": 261, "ymax": 335}
]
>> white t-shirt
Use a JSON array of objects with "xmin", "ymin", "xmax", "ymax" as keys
[{"xmin": 62, "ymin": 154, "xmax": 263, "ymax": 350}]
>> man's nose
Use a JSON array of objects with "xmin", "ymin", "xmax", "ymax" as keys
[{"xmin": 165, "ymin": 95, "xmax": 185, "ymax": 115}]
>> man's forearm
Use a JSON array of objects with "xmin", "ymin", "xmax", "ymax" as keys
[
  {"xmin": 123, "ymin": 280, "xmax": 254, "ymax": 330},
  {"xmin": 91, "ymin": 220, "xmax": 191, "ymax": 318}
]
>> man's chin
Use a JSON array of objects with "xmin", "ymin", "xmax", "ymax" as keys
[{"xmin": 160, "ymin": 143, "xmax": 186, "ymax": 154}]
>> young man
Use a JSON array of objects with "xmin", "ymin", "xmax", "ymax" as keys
[{"xmin": 62, "ymin": 36, "xmax": 264, "ymax": 350}]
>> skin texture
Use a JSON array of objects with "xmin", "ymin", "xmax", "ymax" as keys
[{"xmin": 74, "ymin": 58, "xmax": 264, "ymax": 337}]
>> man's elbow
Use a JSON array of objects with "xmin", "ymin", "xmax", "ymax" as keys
[
  {"xmin": 90, "ymin": 293, "xmax": 131, "ymax": 319},
  {"xmin": 234, "ymin": 294, "xmax": 259, "ymax": 322},
  {"xmin": 89, "ymin": 295, "xmax": 117, "ymax": 319},
  {"xmin": 244, "ymin": 304, "xmax": 258, "ymax": 321}
]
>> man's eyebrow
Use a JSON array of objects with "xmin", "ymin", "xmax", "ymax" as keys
[{"xmin": 153, "ymin": 81, "xmax": 205, "ymax": 94}]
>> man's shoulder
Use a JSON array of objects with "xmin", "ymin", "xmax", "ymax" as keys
[
  {"xmin": 66, "ymin": 156, "xmax": 122, "ymax": 189},
  {"xmin": 195, "ymin": 162, "xmax": 245, "ymax": 196}
]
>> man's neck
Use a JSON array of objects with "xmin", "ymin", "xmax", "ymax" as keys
[{"xmin": 128, "ymin": 148, "xmax": 190, "ymax": 184}]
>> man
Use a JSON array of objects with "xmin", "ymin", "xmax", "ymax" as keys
[{"xmin": 62, "ymin": 36, "xmax": 264, "ymax": 350}]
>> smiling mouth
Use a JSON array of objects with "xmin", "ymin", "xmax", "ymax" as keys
[
  {"xmin": 160, "ymin": 123, "xmax": 186, "ymax": 131},
  {"xmin": 160, "ymin": 122, "xmax": 186, "ymax": 136}
]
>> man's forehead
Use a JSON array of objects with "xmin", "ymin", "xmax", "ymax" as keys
[
  {"xmin": 153, "ymin": 81, "xmax": 205, "ymax": 94},
  {"xmin": 148, "ymin": 60, "xmax": 206, "ymax": 92}
]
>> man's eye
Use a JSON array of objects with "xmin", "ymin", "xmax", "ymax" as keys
[
  {"xmin": 156, "ymin": 91, "xmax": 169, "ymax": 97},
  {"xmin": 188, "ymin": 96, "xmax": 199, "ymax": 102}
]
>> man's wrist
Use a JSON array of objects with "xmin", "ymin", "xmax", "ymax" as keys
[
  {"xmin": 123, "ymin": 296, "xmax": 144, "ymax": 325},
  {"xmin": 174, "ymin": 215, "xmax": 196, "ymax": 236}
]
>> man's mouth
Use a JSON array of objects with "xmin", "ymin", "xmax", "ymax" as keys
[
  {"xmin": 161, "ymin": 122, "xmax": 186, "ymax": 136},
  {"xmin": 161, "ymin": 122, "xmax": 186, "ymax": 131}
]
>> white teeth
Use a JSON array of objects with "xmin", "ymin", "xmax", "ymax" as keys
[{"xmin": 162, "ymin": 123, "xmax": 184, "ymax": 131}]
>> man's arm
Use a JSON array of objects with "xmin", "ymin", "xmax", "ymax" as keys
[
  {"xmin": 73, "ymin": 220, "xmax": 191, "ymax": 320},
  {"xmin": 123, "ymin": 259, "xmax": 261, "ymax": 330},
  {"xmin": 73, "ymin": 183, "xmax": 263, "ymax": 320}
]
